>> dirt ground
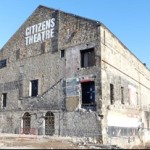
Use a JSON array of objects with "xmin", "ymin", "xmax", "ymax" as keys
[
  {"xmin": 0, "ymin": 134, "xmax": 80, "ymax": 149},
  {"xmin": 0, "ymin": 133, "xmax": 108, "ymax": 149},
  {"xmin": 132, "ymin": 143, "xmax": 150, "ymax": 149},
  {"xmin": 1, "ymin": 133, "xmax": 149, "ymax": 149}
]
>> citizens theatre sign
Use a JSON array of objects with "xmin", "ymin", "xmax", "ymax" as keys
[{"xmin": 25, "ymin": 18, "xmax": 55, "ymax": 46}]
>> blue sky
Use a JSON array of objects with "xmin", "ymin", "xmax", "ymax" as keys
[{"xmin": 0, "ymin": 0, "xmax": 150, "ymax": 68}]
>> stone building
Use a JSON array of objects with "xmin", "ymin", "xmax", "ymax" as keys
[{"xmin": 0, "ymin": 5, "xmax": 150, "ymax": 147}]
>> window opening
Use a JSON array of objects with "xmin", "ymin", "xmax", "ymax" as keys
[
  {"xmin": 121, "ymin": 87, "xmax": 124, "ymax": 104},
  {"xmin": 81, "ymin": 81, "xmax": 95, "ymax": 106},
  {"xmin": 81, "ymin": 48, "xmax": 95, "ymax": 68},
  {"xmin": 0, "ymin": 59, "xmax": 7, "ymax": 69},
  {"xmin": 2, "ymin": 93, "xmax": 7, "ymax": 108},
  {"xmin": 30, "ymin": 80, "xmax": 38, "ymax": 97},
  {"xmin": 60, "ymin": 50, "xmax": 65, "ymax": 58},
  {"xmin": 110, "ymin": 84, "xmax": 114, "ymax": 104}
]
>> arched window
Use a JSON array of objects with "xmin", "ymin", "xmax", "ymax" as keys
[
  {"xmin": 45, "ymin": 111, "xmax": 55, "ymax": 135},
  {"xmin": 23, "ymin": 112, "xmax": 31, "ymax": 134}
]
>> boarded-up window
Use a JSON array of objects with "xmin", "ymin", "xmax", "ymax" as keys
[
  {"xmin": 30, "ymin": 80, "xmax": 38, "ymax": 97},
  {"xmin": 41, "ymin": 42, "xmax": 46, "ymax": 54},
  {"xmin": 145, "ymin": 112, "xmax": 150, "ymax": 130},
  {"xmin": 19, "ymin": 82, "xmax": 23, "ymax": 98},
  {"xmin": 110, "ymin": 84, "xmax": 114, "ymax": 104},
  {"xmin": 81, "ymin": 48, "xmax": 95, "ymax": 68},
  {"xmin": 2, "ymin": 93, "xmax": 7, "ymax": 108},
  {"xmin": 16, "ymin": 49, "xmax": 20, "ymax": 60},
  {"xmin": 128, "ymin": 85, "xmax": 137, "ymax": 105}
]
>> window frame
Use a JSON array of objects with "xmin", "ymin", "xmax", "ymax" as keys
[
  {"xmin": 29, "ymin": 79, "xmax": 38, "ymax": 97},
  {"xmin": 81, "ymin": 81, "xmax": 95, "ymax": 107},
  {"xmin": 80, "ymin": 48, "xmax": 95, "ymax": 68}
]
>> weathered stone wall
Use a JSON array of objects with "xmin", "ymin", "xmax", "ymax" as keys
[
  {"xmin": 0, "ymin": 110, "xmax": 61, "ymax": 136},
  {"xmin": 0, "ymin": 5, "xmax": 102, "ymax": 138},
  {"xmin": 101, "ymin": 25, "xmax": 150, "ymax": 107},
  {"xmin": 2, "ymin": 4, "xmax": 150, "ymax": 147},
  {"xmin": 60, "ymin": 111, "xmax": 101, "ymax": 137},
  {"xmin": 100, "ymin": 25, "xmax": 150, "ymax": 146}
]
